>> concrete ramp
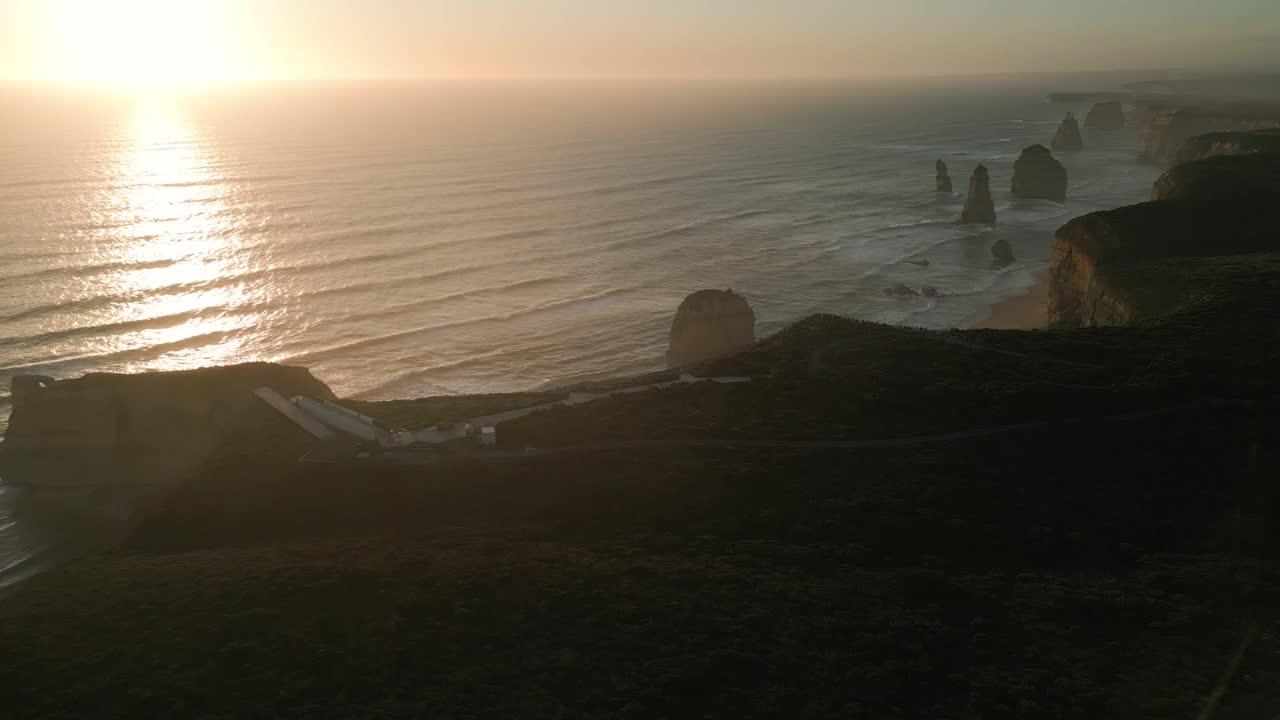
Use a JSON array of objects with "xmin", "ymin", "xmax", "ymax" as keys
[{"xmin": 252, "ymin": 387, "xmax": 337, "ymax": 440}]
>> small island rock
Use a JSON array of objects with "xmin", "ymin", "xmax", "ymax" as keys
[
  {"xmin": 883, "ymin": 284, "xmax": 920, "ymax": 298},
  {"xmin": 666, "ymin": 289, "xmax": 756, "ymax": 368},
  {"xmin": 991, "ymin": 238, "xmax": 1015, "ymax": 264}
]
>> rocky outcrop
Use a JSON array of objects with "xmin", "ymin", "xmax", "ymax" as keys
[
  {"xmin": 959, "ymin": 165, "xmax": 996, "ymax": 225},
  {"xmin": 1048, "ymin": 154, "xmax": 1280, "ymax": 328},
  {"xmin": 1050, "ymin": 113, "xmax": 1083, "ymax": 151},
  {"xmin": 2, "ymin": 363, "xmax": 335, "ymax": 485},
  {"xmin": 666, "ymin": 290, "xmax": 755, "ymax": 368},
  {"xmin": 1171, "ymin": 129, "xmax": 1280, "ymax": 167},
  {"xmin": 991, "ymin": 239, "xmax": 1014, "ymax": 264},
  {"xmin": 1085, "ymin": 102, "xmax": 1125, "ymax": 130},
  {"xmin": 1142, "ymin": 105, "xmax": 1280, "ymax": 165},
  {"xmin": 1010, "ymin": 145, "xmax": 1068, "ymax": 202},
  {"xmin": 935, "ymin": 160, "xmax": 952, "ymax": 192}
]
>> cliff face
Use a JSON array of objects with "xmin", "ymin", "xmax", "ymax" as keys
[
  {"xmin": 1153, "ymin": 152, "xmax": 1280, "ymax": 202},
  {"xmin": 1142, "ymin": 105, "xmax": 1280, "ymax": 164},
  {"xmin": 1132, "ymin": 98, "xmax": 1178, "ymax": 134},
  {"xmin": 1049, "ymin": 154, "xmax": 1280, "ymax": 328},
  {"xmin": 959, "ymin": 165, "xmax": 996, "ymax": 225},
  {"xmin": 1011, "ymin": 145, "xmax": 1068, "ymax": 202},
  {"xmin": 935, "ymin": 160, "xmax": 952, "ymax": 193},
  {"xmin": 1171, "ymin": 129, "xmax": 1280, "ymax": 167},
  {"xmin": 1050, "ymin": 112, "xmax": 1083, "ymax": 151},
  {"xmin": 666, "ymin": 290, "xmax": 755, "ymax": 368},
  {"xmin": 1085, "ymin": 102, "xmax": 1126, "ymax": 130},
  {"xmin": 3, "ymin": 363, "xmax": 335, "ymax": 484}
]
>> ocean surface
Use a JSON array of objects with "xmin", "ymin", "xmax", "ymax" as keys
[{"xmin": 0, "ymin": 77, "xmax": 1161, "ymax": 587}]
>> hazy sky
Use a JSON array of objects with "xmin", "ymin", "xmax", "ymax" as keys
[{"xmin": 3, "ymin": 0, "xmax": 1279, "ymax": 85}]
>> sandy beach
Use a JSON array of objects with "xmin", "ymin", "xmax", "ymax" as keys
[{"xmin": 976, "ymin": 268, "xmax": 1050, "ymax": 329}]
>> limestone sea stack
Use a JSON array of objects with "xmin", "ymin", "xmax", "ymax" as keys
[
  {"xmin": 959, "ymin": 165, "xmax": 996, "ymax": 225},
  {"xmin": 1011, "ymin": 144, "xmax": 1068, "ymax": 202},
  {"xmin": 1085, "ymin": 101, "xmax": 1125, "ymax": 130},
  {"xmin": 666, "ymin": 289, "xmax": 755, "ymax": 368},
  {"xmin": 1050, "ymin": 112, "xmax": 1083, "ymax": 151},
  {"xmin": 935, "ymin": 160, "xmax": 953, "ymax": 192}
]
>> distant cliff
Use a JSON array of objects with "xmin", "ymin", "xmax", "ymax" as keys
[
  {"xmin": 1171, "ymin": 129, "xmax": 1280, "ymax": 167},
  {"xmin": 2, "ymin": 363, "xmax": 335, "ymax": 485},
  {"xmin": 1142, "ymin": 105, "xmax": 1280, "ymax": 165},
  {"xmin": 1153, "ymin": 152, "xmax": 1280, "ymax": 202},
  {"xmin": 1049, "ymin": 154, "xmax": 1280, "ymax": 328}
]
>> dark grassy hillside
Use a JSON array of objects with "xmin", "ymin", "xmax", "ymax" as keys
[{"xmin": 3, "ymin": 405, "xmax": 1279, "ymax": 719}]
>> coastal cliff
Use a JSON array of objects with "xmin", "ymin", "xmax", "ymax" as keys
[
  {"xmin": 2, "ymin": 363, "xmax": 335, "ymax": 484},
  {"xmin": 1049, "ymin": 154, "xmax": 1280, "ymax": 327},
  {"xmin": 666, "ymin": 289, "xmax": 755, "ymax": 368},
  {"xmin": 1142, "ymin": 105, "xmax": 1280, "ymax": 164},
  {"xmin": 1171, "ymin": 129, "xmax": 1280, "ymax": 167}
]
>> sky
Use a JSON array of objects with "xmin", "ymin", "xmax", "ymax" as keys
[{"xmin": 2, "ymin": 0, "xmax": 1279, "ymax": 86}]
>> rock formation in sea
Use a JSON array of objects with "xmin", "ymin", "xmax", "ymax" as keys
[
  {"xmin": 1171, "ymin": 129, "xmax": 1280, "ymax": 167},
  {"xmin": 1085, "ymin": 102, "xmax": 1126, "ymax": 130},
  {"xmin": 991, "ymin": 239, "xmax": 1015, "ymax": 264},
  {"xmin": 1050, "ymin": 112, "xmax": 1083, "ymax": 151},
  {"xmin": 1141, "ymin": 104, "xmax": 1280, "ymax": 165},
  {"xmin": 666, "ymin": 289, "xmax": 755, "ymax": 368},
  {"xmin": 1010, "ymin": 145, "xmax": 1068, "ymax": 202},
  {"xmin": 959, "ymin": 165, "xmax": 996, "ymax": 225},
  {"xmin": 883, "ymin": 284, "xmax": 919, "ymax": 298},
  {"xmin": 3, "ymin": 363, "xmax": 336, "ymax": 486},
  {"xmin": 1048, "ymin": 153, "xmax": 1280, "ymax": 328},
  {"xmin": 935, "ymin": 160, "xmax": 953, "ymax": 192}
]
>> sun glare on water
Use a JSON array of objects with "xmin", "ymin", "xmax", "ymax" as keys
[{"xmin": 40, "ymin": 0, "xmax": 234, "ymax": 88}]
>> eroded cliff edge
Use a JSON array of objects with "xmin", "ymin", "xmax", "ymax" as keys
[
  {"xmin": 1049, "ymin": 153, "xmax": 1280, "ymax": 328},
  {"xmin": 1141, "ymin": 104, "xmax": 1280, "ymax": 165}
]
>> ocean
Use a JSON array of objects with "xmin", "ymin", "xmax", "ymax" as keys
[
  {"xmin": 0, "ymin": 78, "xmax": 1160, "ymax": 418},
  {"xmin": 0, "ymin": 76, "xmax": 1161, "ymax": 586}
]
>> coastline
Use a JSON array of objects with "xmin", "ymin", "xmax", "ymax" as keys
[{"xmin": 975, "ymin": 267, "xmax": 1050, "ymax": 330}]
